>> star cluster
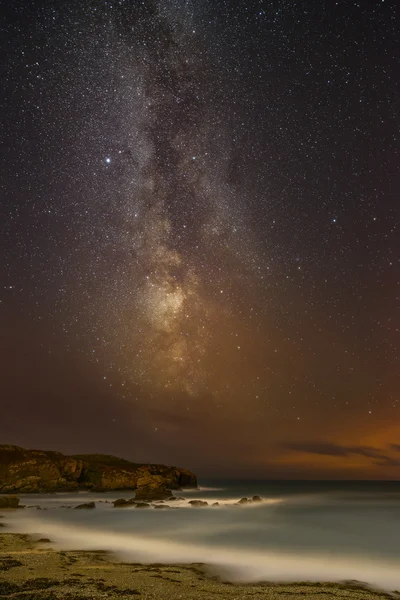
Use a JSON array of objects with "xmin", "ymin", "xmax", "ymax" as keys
[{"xmin": 1, "ymin": 0, "xmax": 399, "ymax": 477}]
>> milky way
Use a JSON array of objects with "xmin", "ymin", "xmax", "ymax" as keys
[{"xmin": 1, "ymin": 0, "xmax": 399, "ymax": 477}]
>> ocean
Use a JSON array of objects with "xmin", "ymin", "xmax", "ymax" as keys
[{"xmin": 4, "ymin": 480, "xmax": 400, "ymax": 592}]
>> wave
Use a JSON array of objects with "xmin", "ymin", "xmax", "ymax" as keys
[{"xmin": 6, "ymin": 514, "xmax": 400, "ymax": 592}]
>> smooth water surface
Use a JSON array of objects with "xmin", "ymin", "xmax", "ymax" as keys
[{"xmin": 4, "ymin": 480, "xmax": 400, "ymax": 591}]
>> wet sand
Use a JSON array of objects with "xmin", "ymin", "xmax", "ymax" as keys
[{"xmin": 0, "ymin": 531, "xmax": 399, "ymax": 600}]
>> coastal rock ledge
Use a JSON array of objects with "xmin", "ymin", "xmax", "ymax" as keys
[{"xmin": 0, "ymin": 445, "xmax": 197, "ymax": 495}]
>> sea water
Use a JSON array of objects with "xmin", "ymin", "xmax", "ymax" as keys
[{"xmin": 4, "ymin": 480, "xmax": 400, "ymax": 592}]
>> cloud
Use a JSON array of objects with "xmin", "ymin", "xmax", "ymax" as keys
[
  {"xmin": 281, "ymin": 441, "xmax": 400, "ymax": 467},
  {"xmin": 373, "ymin": 456, "xmax": 400, "ymax": 467}
]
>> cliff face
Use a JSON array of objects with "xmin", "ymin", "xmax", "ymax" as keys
[{"xmin": 0, "ymin": 445, "xmax": 197, "ymax": 494}]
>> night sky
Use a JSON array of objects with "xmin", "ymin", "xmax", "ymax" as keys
[{"xmin": 1, "ymin": 0, "xmax": 399, "ymax": 479}]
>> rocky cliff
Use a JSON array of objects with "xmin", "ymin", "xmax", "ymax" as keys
[{"xmin": 0, "ymin": 445, "xmax": 197, "ymax": 495}]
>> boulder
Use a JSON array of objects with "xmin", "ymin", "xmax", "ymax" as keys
[
  {"xmin": 252, "ymin": 495, "xmax": 262, "ymax": 502},
  {"xmin": 237, "ymin": 497, "xmax": 249, "ymax": 505},
  {"xmin": 212, "ymin": 502, "xmax": 220, "ymax": 507},
  {"xmin": 0, "ymin": 496, "xmax": 20, "ymax": 509},
  {"xmin": 74, "ymin": 502, "xmax": 96, "ymax": 509},
  {"xmin": 134, "ymin": 502, "xmax": 150, "ymax": 509},
  {"xmin": 113, "ymin": 498, "xmax": 136, "ymax": 508},
  {"xmin": 188, "ymin": 500, "xmax": 208, "ymax": 507},
  {"xmin": 134, "ymin": 473, "xmax": 171, "ymax": 500}
]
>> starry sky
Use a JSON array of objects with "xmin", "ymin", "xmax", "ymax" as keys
[{"xmin": 1, "ymin": 0, "xmax": 399, "ymax": 479}]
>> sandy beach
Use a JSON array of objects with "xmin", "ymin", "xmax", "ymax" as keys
[{"xmin": 1, "ymin": 530, "xmax": 398, "ymax": 600}]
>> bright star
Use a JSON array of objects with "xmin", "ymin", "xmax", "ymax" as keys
[{"xmin": 105, "ymin": 157, "xmax": 111, "ymax": 164}]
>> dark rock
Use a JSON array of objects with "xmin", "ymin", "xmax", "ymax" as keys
[
  {"xmin": 154, "ymin": 504, "xmax": 170, "ymax": 509},
  {"xmin": 0, "ymin": 496, "xmax": 20, "ymax": 509},
  {"xmin": 114, "ymin": 498, "xmax": 126, "ymax": 507},
  {"xmin": 252, "ymin": 495, "xmax": 262, "ymax": 502},
  {"xmin": 113, "ymin": 498, "xmax": 136, "ymax": 507},
  {"xmin": 134, "ymin": 502, "xmax": 150, "ymax": 508},
  {"xmin": 37, "ymin": 538, "xmax": 51, "ymax": 543},
  {"xmin": 188, "ymin": 500, "xmax": 208, "ymax": 507},
  {"xmin": 212, "ymin": 502, "xmax": 220, "ymax": 507},
  {"xmin": 74, "ymin": 502, "xmax": 95, "ymax": 509},
  {"xmin": 0, "ymin": 557, "xmax": 23, "ymax": 570},
  {"xmin": 237, "ymin": 497, "xmax": 249, "ymax": 504},
  {"xmin": 134, "ymin": 473, "xmax": 171, "ymax": 500},
  {"xmin": 0, "ymin": 444, "xmax": 197, "ymax": 494}
]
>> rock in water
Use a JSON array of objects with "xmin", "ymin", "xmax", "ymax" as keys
[
  {"xmin": 113, "ymin": 498, "xmax": 137, "ymax": 507},
  {"xmin": 252, "ymin": 495, "xmax": 262, "ymax": 502},
  {"xmin": 237, "ymin": 497, "xmax": 249, "ymax": 504},
  {"xmin": 0, "ymin": 444, "xmax": 197, "ymax": 494},
  {"xmin": 134, "ymin": 473, "xmax": 171, "ymax": 500},
  {"xmin": 188, "ymin": 500, "xmax": 208, "ymax": 507},
  {"xmin": 134, "ymin": 502, "xmax": 150, "ymax": 509},
  {"xmin": 74, "ymin": 502, "xmax": 96, "ymax": 509},
  {"xmin": 113, "ymin": 498, "xmax": 127, "ymax": 507},
  {"xmin": 0, "ymin": 496, "xmax": 20, "ymax": 509}
]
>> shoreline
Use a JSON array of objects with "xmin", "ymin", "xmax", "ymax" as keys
[{"xmin": 1, "ymin": 532, "xmax": 399, "ymax": 600}]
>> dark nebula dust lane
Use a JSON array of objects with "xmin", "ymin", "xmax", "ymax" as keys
[{"xmin": 1, "ymin": 0, "xmax": 399, "ymax": 478}]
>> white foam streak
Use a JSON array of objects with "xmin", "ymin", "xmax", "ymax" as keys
[
  {"xmin": 169, "ymin": 496, "xmax": 283, "ymax": 508},
  {"xmin": 8, "ymin": 515, "xmax": 400, "ymax": 592}
]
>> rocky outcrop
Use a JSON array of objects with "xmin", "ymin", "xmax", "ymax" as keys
[
  {"xmin": 0, "ymin": 445, "xmax": 197, "ymax": 494},
  {"xmin": 133, "ymin": 472, "xmax": 171, "ymax": 500}
]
